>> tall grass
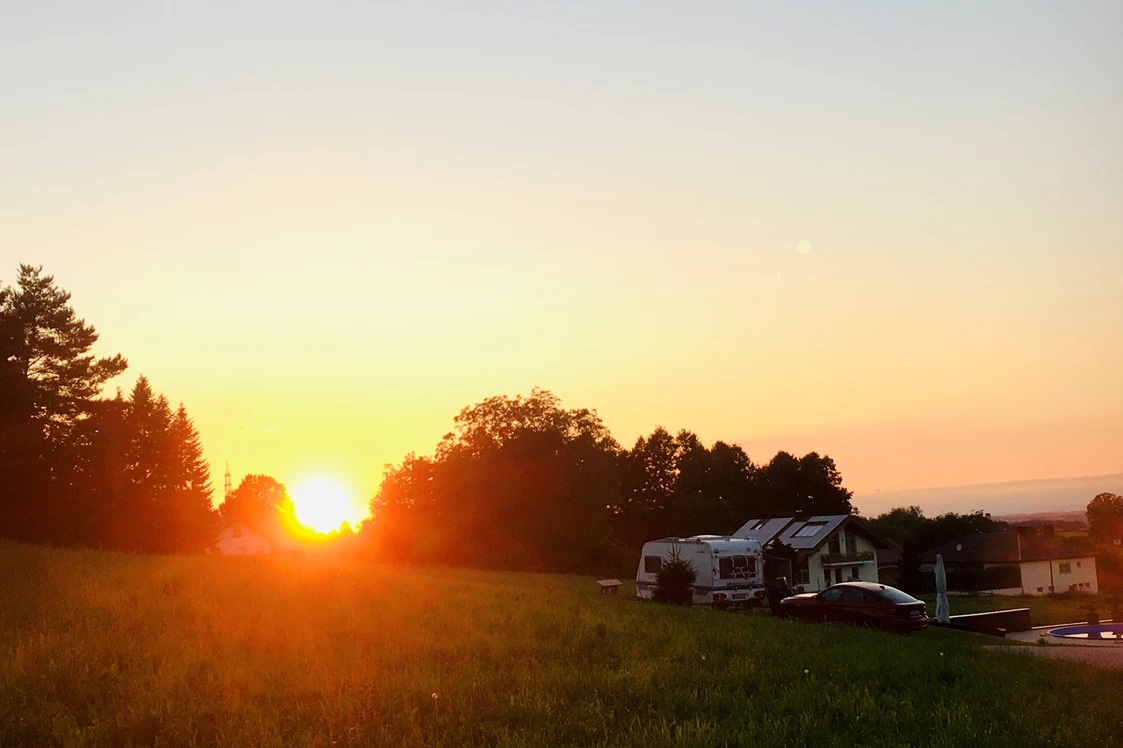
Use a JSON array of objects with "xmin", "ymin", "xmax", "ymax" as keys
[{"xmin": 1, "ymin": 541, "xmax": 1120, "ymax": 747}]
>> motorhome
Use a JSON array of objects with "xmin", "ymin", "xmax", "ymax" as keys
[{"xmin": 636, "ymin": 535, "xmax": 766, "ymax": 606}]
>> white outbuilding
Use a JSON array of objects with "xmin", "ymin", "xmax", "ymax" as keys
[{"xmin": 212, "ymin": 521, "xmax": 272, "ymax": 556}]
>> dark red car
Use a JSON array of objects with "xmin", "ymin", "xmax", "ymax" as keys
[{"xmin": 779, "ymin": 582, "xmax": 928, "ymax": 634}]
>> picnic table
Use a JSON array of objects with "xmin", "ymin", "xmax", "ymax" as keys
[{"xmin": 597, "ymin": 579, "xmax": 622, "ymax": 596}]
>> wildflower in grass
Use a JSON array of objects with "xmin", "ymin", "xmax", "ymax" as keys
[
  {"xmin": 432, "ymin": 692, "xmax": 439, "ymax": 700},
  {"xmin": 804, "ymin": 669, "xmax": 809, "ymax": 674}
]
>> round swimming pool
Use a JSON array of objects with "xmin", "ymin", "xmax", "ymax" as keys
[{"xmin": 1046, "ymin": 623, "xmax": 1123, "ymax": 641}]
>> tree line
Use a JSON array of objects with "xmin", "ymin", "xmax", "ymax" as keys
[
  {"xmin": 364, "ymin": 388, "xmax": 854, "ymax": 571},
  {"xmin": 5, "ymin": 263, "xmax": 1022, "ymax": 574},
  {"xmin": 0, "ymin": 264, "xmax": 319, "ymax": 551},
  {"xmin": 0, "ymin": 265, "xmax": 220, "ymax": 551}
]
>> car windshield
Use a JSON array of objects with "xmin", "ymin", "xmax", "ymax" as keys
[{"xmin": 878, "ymin": 587, "xmax": 920, "ymax": 604}]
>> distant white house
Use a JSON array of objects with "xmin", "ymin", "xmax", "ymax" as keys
[
  {"xmin": 213, "ymin": 521, "xmax": 272, "ymax": 556},
  {"xmin": 732, "ymin": 515, "xmax": 894, "ymax": 592},
  {"xmin": 922, "ymin": 533, "xmax": 1098, "ymax": 596}
]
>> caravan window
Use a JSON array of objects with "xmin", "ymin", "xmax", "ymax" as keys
[
  {"xmin": 718, "ymin": 555, "xmax": 756, "ymax": 579},
  {"xmin": 644, "ymin": 556, "xmax": 662, "ymax": 574}
]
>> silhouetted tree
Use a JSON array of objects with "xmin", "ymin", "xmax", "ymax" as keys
[
  {"xmin": 707, "ymin": 440, "xmax": 761, "ymax": 528},
  {"xmin": 866, "ymin": 506, "xmax": 928, "ymax": 547},
  {"xmin": 756, "ymin": 451, "xmax": 852, "ymax": 516},
  {"xmin": 613, "ymin": 427, "xmax": 681, "ymax": 546},
  {"xmin": 370, "ymin": 389, "xmax": 620, "ymax": 571},
  {"xmin": 163, "ymin": 404, "xmax": 216, "ymax": 551},
  {"xmin": 1087, "ymin": 493, "xmax": 1123, "ymax": 542},
  {"xmin": 220, "ymin": 474, "xmax": 291, "ymax": 532},
  {"xmin": 3, "ymin": 264, "xmax": 127, "ymax": 436},
  {"xmin": 0, "ymin": 265, "xmax": 126, "ymax": 542}
]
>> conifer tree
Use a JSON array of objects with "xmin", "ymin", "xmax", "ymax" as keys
[{"xmin": 0, "ymin": 265, "xmax": 126, "ymax": 541}]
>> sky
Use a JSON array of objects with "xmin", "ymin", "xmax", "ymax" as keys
[{"xmin": 2, "ymin": 2, "xmax": 1121, "ymax": 524}]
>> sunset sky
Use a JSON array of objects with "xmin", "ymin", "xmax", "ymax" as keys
[{"xmin": 3, "ymin": 2, "xmax": 1121, "ymax": 521}]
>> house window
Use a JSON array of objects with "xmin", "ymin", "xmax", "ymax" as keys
[
  {"xmin": 644, "ymin": 556, "xmax": 662, "ymax": 574},
  {"xmin": 1037, "ymin": 587, "xmax": 1043, "ymax": 592},
  {"xmin": 719, "ymin": 556, "xmax": 756, "ymax": 579},
  {"xmin": 255, "ymin": 545, "xmax": 265, "ymax": 554},
  {"xmin": 232, "ymin": 525, "xmax": 243, "ymax": 538},
  {"xmin": 845, "ymin": 532, "xmax": 857, "ymax": 555},
  {"xmin": 795, "ymin": 557, "xmax": 810, "ymax": 585},
  {"xmin": 850, "ymin": 566, "xmax": 860, "ymax": 580},
  {"xmin": 793, "ymin": 521, "xmax": 828, "ymax": 538},
  {"xmin": 834, "ymin": 568, "xmax": 843, "ymax": 583},
  {"xmin": 828, "ymin": 534, "xmax": 841, "ymax": 555},
  {"xmin": 823, "ymin": 569, "xmax": 831, "ymax": 588},
  {"xmin": 237, "ymin": 545, "xmax": 246, "ymax": 554},
  {"xmin": 1077, "ymin": 561, "xmax": 1082, "ymax": 568},
  {"xmin": 1059, "ymin": 563, "xmax": 1072, "ymax": 574}
]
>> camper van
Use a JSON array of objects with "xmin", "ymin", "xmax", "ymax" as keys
[{"xmin": 636, "ymin": 535, "xmax": 766, "ymax": 606}]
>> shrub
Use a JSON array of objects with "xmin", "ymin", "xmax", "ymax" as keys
[{"xmin": 653, "ymin": 545, "xmax": 696, "ymax": 606}]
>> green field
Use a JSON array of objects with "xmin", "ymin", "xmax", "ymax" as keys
[
  {"xmin": 919, "ymin": 590, "xmax": 1123, "ymax": 627},
  {"xmin": 2, "ymin": 542, "xmax": 1121, "ymax": 747}
]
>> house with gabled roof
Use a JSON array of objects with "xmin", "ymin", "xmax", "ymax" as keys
[
  {"xmin": 732, "ymin": 514, "xmax": 895, "ymax": 591},
  {"xmin": 922, "ymin": 533, "xmax": 1098, "ymax": 595},
  {"xmin": 212, "ymin": 520, "xmax": 273, "ymax": 556}
]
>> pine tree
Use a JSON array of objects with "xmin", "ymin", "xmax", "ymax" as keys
[
  {"xmin": 0, "ymin": 265, "xmax": 126, "ymax": 542},
  {"xmin": 3, "ymin": 265, "xmax": 127, "ymax": 436},
  {"xmin": 166, "ymin": 403, "xmax": 216, "ymax": 551}
]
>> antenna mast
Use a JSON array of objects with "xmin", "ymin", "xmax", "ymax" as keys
[{"xmin": 224, "ymin": 462, "xmax": 233, "ymax": 499}]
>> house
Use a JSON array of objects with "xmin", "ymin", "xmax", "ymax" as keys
[
  {"xmin": 876, "ymin": 542, "xmax": 904, "ymax": 587},
  {"xmin": 922, "ymin": 533, "xmax": 1098, "ymax": 596},
  {"xmin": 213, "ymin": 521, "xmax": 273, "ymax": 556},
  {"xmin": 732, "ymin": 515, "xmax": 895, "ymax": 592}
]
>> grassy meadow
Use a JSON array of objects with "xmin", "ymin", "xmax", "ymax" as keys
[
  {"xmin": 919, "ymin": 590, "xmax": 1123, "ymax": 627},
  {"xmin": 2, "ymin": 542, "xmax": 1122, "ymax": 747}
]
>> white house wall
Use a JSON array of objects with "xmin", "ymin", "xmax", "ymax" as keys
[
  {"xmin": 214, "ymin": 524, "xmax": 272, "ymax": 556},
  {"xmin": 1018, "ymin": 558, "xmax": 1098, "ymax": 595},
  {"xmin": 804, "ymin": 527, "xmax": 880, "ymax": 592}
]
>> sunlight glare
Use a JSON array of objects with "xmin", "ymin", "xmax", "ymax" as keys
[{"xmin": 291, "ymin": 477, "xmax": 358, "ymax": 534}]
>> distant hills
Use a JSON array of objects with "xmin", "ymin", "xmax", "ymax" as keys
[
  {"xmin": 992, "ymin": 510, "xmax": 1087, "ymax": 528},
  {"xmin": 855, "ymin": 473, "xmax": 1123, "ymax": 517}
]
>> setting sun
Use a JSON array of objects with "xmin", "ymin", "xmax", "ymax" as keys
[{"xmin": 291, "ymin": 477, "xmax": 362, "ymax": 534}]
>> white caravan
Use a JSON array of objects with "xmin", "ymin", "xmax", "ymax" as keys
[{"xmin": 636, "ymin": 535, "xmax": 766, "ymax": 606}]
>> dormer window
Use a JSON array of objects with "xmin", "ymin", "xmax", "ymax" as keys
[{"xmin": 233, "ymin": 525, "xmax": 243, "ymax": 538}]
